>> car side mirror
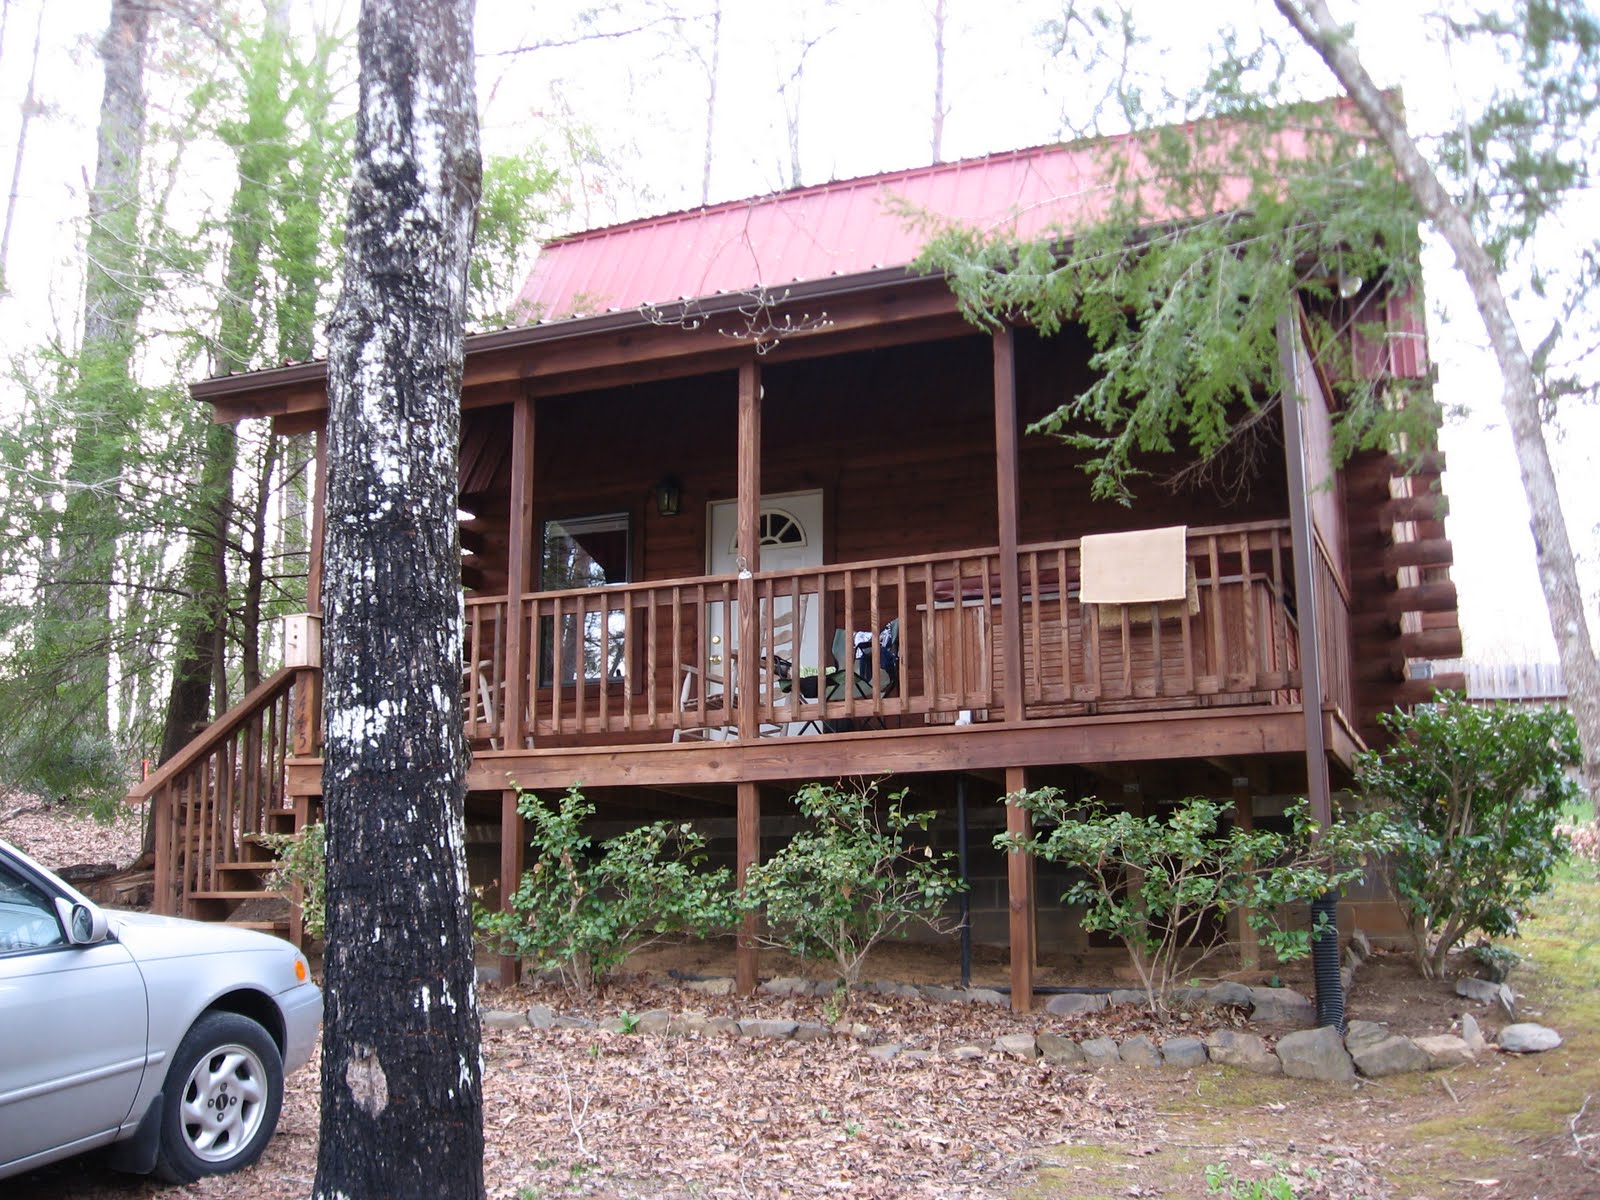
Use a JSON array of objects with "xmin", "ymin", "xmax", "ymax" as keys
[{"xmin": 53, "ymin": 896, "xmax": 110, "ymax": 946}]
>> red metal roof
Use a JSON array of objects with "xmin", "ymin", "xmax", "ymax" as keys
[
  {"xmin": 516, "ymin": 98, "xmax": 1371, "ymax": 324},
  {"xmin": 514, "ymin": 139, "xmax": 1149, "ymax": 321}
]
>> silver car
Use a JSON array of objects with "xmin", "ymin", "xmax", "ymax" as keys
[{"xmin": 0, "ymin": 838, "xmax": 322, "ymax": 1183}]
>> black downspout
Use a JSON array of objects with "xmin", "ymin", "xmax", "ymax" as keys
[
  {"xmin": 957, "ymin": 775, "xmax": 972, "ymax": 990},
  {"xmin": 1311, "ymin": 892, "xmax": 1345, "ymax": 1033}
]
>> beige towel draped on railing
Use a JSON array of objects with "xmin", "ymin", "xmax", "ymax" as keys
[{"xmin": 1080, "ymin": 526, "xmax": 1189, "ymax": 602}]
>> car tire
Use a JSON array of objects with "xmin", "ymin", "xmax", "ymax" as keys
[{"xmin": 153, "ymin": 1011, "xmax": 284, "ymax": 1183}]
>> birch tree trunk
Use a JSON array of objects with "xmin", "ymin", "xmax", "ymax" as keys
[
  {"xmin": 312, "ymin": 0, "xmax": 484, "ymax": 1195},
  {"xmin": 1277, "ymin": 0, "xmax": 1600, "ymax": 811}
]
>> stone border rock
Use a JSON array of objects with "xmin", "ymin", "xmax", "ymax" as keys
[
  {"xmin": 482, "ymin": 1001, "xmax": 1556, "ymax": 1082},
  {"xmin": 484, "ymin": 931, "xmax": 1562, "ymax": 1082}
]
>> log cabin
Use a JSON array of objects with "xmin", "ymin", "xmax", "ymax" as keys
[{"xmin": 132, "ymin": 123, "xmax": 1460, "ymax": 1010}]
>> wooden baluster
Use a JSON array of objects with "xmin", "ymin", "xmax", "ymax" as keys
[
  {"xmin": 841, "ymin": 568, "xmax": 856, "ymax": 722},
  {"xmin": 549, "ymin": 596, "xmax": 564, "ymax": 736},
  {"xmin": 1208, "ymin": 535, "xmax": 1226, "ymax": 691},
  {"xmin": 1270, "ymin": 532, "xmax": 1287, "ymax": 676},
  {"xmin": 1239, "ymin": 532, "xmax": 1257, "ymax": 688},
  {"xmin": 980, "ymin": 558, "xmax": 995, "ymax": 710},
  {"xmin": 1118, "ymin": 604, "xmax": 1133, "ymax": 697},
  {"xmin": 1055, "ymin": 547, "xmax": 1071, "ymax": 700},
  {"xmin": 895, "ymin": 564, "xmax": 908, "ymax": 716},
  {"xmin": 1179, "ymin": 546, "xmax": 1196, "ymax": 694}
]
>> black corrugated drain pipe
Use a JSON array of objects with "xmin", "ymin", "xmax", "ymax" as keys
[{"xmin": 1311, "ymin": 891, "xmax": 1345, "ymax": 1033}]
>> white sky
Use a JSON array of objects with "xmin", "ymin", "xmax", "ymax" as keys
[{"xmin": 1, "ymin": 0, "xmax": 1595, "ymax": 665}]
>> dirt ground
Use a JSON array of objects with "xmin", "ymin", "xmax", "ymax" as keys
[{"xmin": 7, "ymin": 799, "xmax": 1598, "ymax": 1199}]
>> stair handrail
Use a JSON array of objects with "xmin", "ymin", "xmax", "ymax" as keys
[{"xmin": 128, "ymin": 666, "xmax": 307, "ymax": 802}]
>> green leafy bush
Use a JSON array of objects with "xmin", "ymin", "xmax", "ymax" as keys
[
  {"xmin": 740, "ymin": 780, "xmax": 966, "ymax": 986},
  {"xmin": 263, "ymin": 821, "xmax": 326, "ymax": 942},
  {"xmin": 476, "ymin": 787, "xmax": 738, "ymax": 997},
  {"xmin": 998, "ymin": 792, "xmax": 1386, "ymax": 1014},
  {"xmin": 1356, "ymin": 694, "xmax": 1581, "ymax": 978}
]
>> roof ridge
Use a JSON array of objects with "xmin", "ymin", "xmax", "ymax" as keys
[{"xmin": 539, "ymin": 138, "xmax": 1115, "ymax": 248}]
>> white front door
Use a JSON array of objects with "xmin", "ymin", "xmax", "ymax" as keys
[{"xmin": 704, "ymin": 491, "xmax": 824, "ymax": 717}]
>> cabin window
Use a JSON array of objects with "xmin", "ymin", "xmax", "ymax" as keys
[{"xmin": 539, "ymin": 513, "xmax": 631, "ymax": 687}]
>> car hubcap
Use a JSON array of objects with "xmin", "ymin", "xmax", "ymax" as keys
[{"xmin": 179, "ymin": 1042, "xmax": 268, "ymax": 1163}]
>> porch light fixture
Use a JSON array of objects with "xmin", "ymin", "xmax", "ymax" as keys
[{"xmin": 655, "ymin": 476, "xmax": 682, "ymax": 517}]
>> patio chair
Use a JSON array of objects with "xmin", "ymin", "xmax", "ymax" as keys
[{"xmin": 674, "ymin": 594, "xmax": 809, "ymax": 740}]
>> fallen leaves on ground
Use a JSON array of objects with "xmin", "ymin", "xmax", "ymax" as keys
[{"xmin": 0, "ymin": 791, "xmax": 144, "ymax": 872}]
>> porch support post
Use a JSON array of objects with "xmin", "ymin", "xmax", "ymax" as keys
[
  {"xmin": 1004, "ymin": 765, "xmax": 1035, "ymax": 1011},
  {"xmin": 735, "ymin": 359, "xmax": 762, "ymax": 740},
  {"xmin": 736, "ymin": 781, "xmax": 761, "ymax": 995},
  {"xmin": 498, "ymin": 788, "xmax": 525, "ymax": 986},
  {"xmin": 293, "ymin": 426, "xmax": 328, "ymax": 759},
  {"xmin": 1277, "ymin": 313, "xmax": 1330, "ymax": 825},
  {"xmin": 992, "ymin": 328, "xmax": 1025, "ymax": 722},
  {"xmin": 1279, "ymin": 310, "xmax": 1343, "ymax": 1031},
  {"xmin": 503, "ymin": 394, "xmax": 536, "ymax": 750},
  {"xmin": 307, "ymin": 423, "xmax": 328, "ymax": 615}
]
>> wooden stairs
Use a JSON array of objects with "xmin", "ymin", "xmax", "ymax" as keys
[{"xmin": 128, "ymin": 666, "xmax": 322, "ymax": 947}]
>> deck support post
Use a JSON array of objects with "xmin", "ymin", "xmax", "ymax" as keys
[
  {"xmin": 502, "ymin": 394, "xmax": 536, "ymax": 750},
  {"xmin": 499, "ymin": 788, "xmax": 525, "ymax": 986},
  {"xmin": 293, "ymin": 427, "xmax": 328, "ymax": 761},
  {"xmin": 1004, "ymin": 765, "xmax": 1035, "ymax": 1011},
  {"xmin": 735, "ymin": 359, "xmax": 762, "ymax": 740},
  {"xmin": 736, "ymin": 781, "xmax": 761, "ymax": 995},
  {"xmin": 1279, "ymin": 310, "xmax": 1343, "ymax": 1030}
]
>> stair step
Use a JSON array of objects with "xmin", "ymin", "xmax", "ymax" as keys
[
  {"xmin": 216, "ymin": 861, "xmax": 279, "ymax": 875},
  {"xmin": 188, "ymin": 889, "xmax": 290, "ymax": 902},
  {"xmin": 225, "ymin": 919, "xmax": 291, "ymax": 935}
]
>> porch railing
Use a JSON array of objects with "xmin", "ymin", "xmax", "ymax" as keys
[
  {"xmin": 131, "ymin": 666, "xmax": 313, "ymax": 918},
  {"xmin": 465, "ymin": 519, "xmax": 1342, "ymax": 745}
]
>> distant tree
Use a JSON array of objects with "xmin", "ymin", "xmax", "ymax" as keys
[
  {"xmin": 1275, "ymin": 0, "xmax": 1600, "ymax": 813},
  {"xmin": 311, "ymin": 0, "xmax": 484, "ymax": 1196}
]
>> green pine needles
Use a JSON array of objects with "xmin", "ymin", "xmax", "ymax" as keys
[{"xmin": 908, "ymin": 100, "xmax": 1437, "ymax": 503}]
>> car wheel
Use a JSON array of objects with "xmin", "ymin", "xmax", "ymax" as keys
[{"xmin": 153, "ymin": 1011, "xmax": 284, "ymax": 1183}]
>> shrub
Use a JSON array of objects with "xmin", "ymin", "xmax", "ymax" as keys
[
  {"xmin": 740, "ymin": 780, "xmax": 966, "ymax": 986},
  {"xmin": 476, "ymin": 787, "xmax": 739, "ymax": 997},
  {"xmin": 263, "ymin": 821, "xmax": 326, "ymax": 941},
  {"xmin": 1355, "ymin": 694, "xmax": 1581, "ymax": 978},
  {"xmin": 998, "ymin": 791, "xmax": 1386, "ymax": 1015}
]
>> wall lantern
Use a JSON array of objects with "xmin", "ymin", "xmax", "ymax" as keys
[{"xmin": 655, "ymin": 476, "xmax": 682, "ymax": 518}]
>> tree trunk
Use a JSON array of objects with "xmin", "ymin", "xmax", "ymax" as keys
[
  {"xmin": 700, "ymin": 1, "xmax": 721, "ymax": 206},
  {"xmin": 158, "ymin": 4, "xmax": 292, "ymax": 767},
  {"xmin": 929, "ymin": 0, "xmax": 946, "ymax": 164},
  {"xmin": 0, "ymin": 0, "xmax": 44, "ymax": 290},
  {"xmin": 1278, "ymin": 0, "xmax": 1600, "ymax": 813},
  {"xmin": 48, "ymin": 0, "xmax": 150, "ymax": 743},
  {"xmin": 311, "ymin": 1, "xmax": 484, "ymax": 1197}
]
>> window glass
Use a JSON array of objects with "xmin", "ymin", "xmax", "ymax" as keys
[
  {"xmin": 539, "ymin": 514, "xmax": 630, "ymax": 686},
  {"xmin": 0, "ymin": 862, "xmax": 65, "ymax": 953}
]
